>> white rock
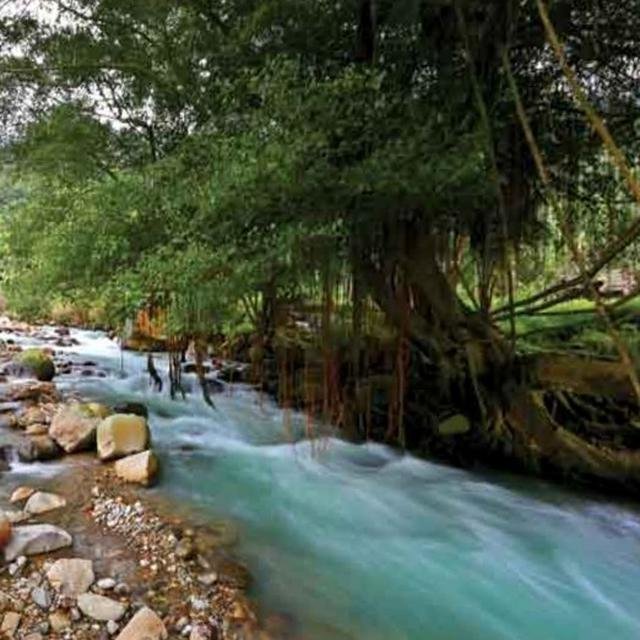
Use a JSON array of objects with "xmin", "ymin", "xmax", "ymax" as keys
[
  {"xmin": 47, "ymin": 558, "xmax": 95, "ymax": 596},
  {"xmin": 77, "ymin": 593, "xmax": 125, "ymax": 622},
  {"xmin": 96, "ymin": 578, "xmax": 116, "ymax": 590},
  {"xmin": 24, "ymin": 492, "xmax": 66, "ymax": 515},
  {"xmin": 4, "ymin": 525, "xmax": 72, "ymax": 562}
]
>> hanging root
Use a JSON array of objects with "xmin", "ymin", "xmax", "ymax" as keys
[
  {"xmin": 147, "ymin": 353, "xmax": 163, "ymax": 392},
  {"xmin": 196, "ymin": 346, "xmax": 216, "ymax": 409}
]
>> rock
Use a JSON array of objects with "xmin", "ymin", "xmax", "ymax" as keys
[
  {"xmin": 49, "ymin": 611, "xmax": 71, "ymax": 632},
  {"xmin": 31, "ymin": 585, "xmax": 51, "ymax": 609},
  {"xmin": 19, "ymin": 407, "xmax": 48, "ymax": 428},
  {"xmin": 114, "ymin": 451, "xmax": 159, "ymax": 486},
  {"xmin": 175, "ymin": 538, "xmax": 194, "ymax": 560},
  {"xmin": 438, "ymin": 414, "xmax": 471, "ymax": 436},
  {"xmin": 1, "ymin": 611, "xmax": 21, "ymax": 637},
  {"xmin": 10, "ymin": 486, "xmax": 35, "ymax": 503},
  {"xmin": 47, "ymin": 558, "xmax": 95, "ymax": 596},
  {"xmin": 10, "ymin": 349, "xmax": 55, "ymax": 382},
  {"xmin": 18, "ymin": 436, "xmax": 63, "ymax": 462},
  {"xmin": 0, "ymin": 512, "xmax": 11, "ymax": 549},
  {"xmin": 24, "ymin": 491, "xmax": 66, "ymax": 515},
  {"xmin": 190, "ymin": 625, "xmax": 212, "ymax": 640},
  {"xmin": 107, "ymin": 620, "xmax": 119, "ymax": 635},
  {"xmin": 115, "ymin": 606, "xmax": 167, "ymax": 640},
  {"xmin": 113, "ymin": 402, "xmax": 148, "ymax": 419},
  {"xmin": 4, "ymin": 524, "xmax": 73, "ymax": 561},
  {"xmin": 77, "ymin": 594, "xmax": 126, "ymax": 622},
  {"xmin": 96, "ymin": 578, "xmax": 116, "ymax": 591},
  {"xmin": 8, "ymin": 382, "xmax": 59, "ymax": 403},
  {"xmin": 50, "ymin": 403, "xmax": 106, "ymax": 453},
  {"xmin": 25, "ymin": 424, "xmax": 48, "ymax": 436},
  {"xmin": 5, "ymin": 510, "xmax": 29, "ymax": 524},
  {"xmin": 97, "ymin": 414, "xmax": 150, "ymax": 461}
]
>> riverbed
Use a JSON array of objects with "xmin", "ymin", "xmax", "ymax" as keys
[{"xmin": 5, "ymin": 326, "xmax": 640, "ymax": 640}]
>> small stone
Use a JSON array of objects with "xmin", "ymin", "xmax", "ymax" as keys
[
  {"xmin": 190, "ymin": 625, "xmax": 212, "ymax": 640},
  {"xmin": 1, "ymin": 611, "xmax": 21, "ymax": 637},
  {"xmin": 47, "ymin": 558, "xmax": 95, "ymax": 596},
  {"xmin": 49, "ymin": 611, "xmax": 71, "ymax": 632},
  {"xmin": 31, "ymin": 585, "xmax": 51, "ymax": 609},
  {"xmin": 197, "ymin": 572, "xmax": 218, "ymax": 586},
  {"xmin": 77, "ymin": 593, "xmax": 126, "ymax": 622},
  {"xmin": 5, "ymin": 510, "xmax": 30, "ymax": 524},
  {"xmin": 113, "ymin": 583, "xmax": 130, "ymax": 597},
  {"xmin": 175, "ymin": 617, "xmax": 189, "ymax": 632},
  {"xmin": 107, "ymin": 620, "xmax": 119, "ymax": 635},
  {"xmin": 10, "ymin": 487, "xmax": 35, "ymax": 503},
  {"xmin": 114, "ymin": 606, "xmax": 167, "ymax": 640},
  {"xmin": 96, "ymin": 578, "xmax": 116, "ymax": 591}
]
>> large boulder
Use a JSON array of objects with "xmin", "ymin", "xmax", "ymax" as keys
[
  {"xmin": 49, "ymin": 403, "xmax": 109, "ymax": 453},
  {"xmin": 46, "ymin": 558, "xmax": 94, "ymax": 596},
  {"xmin": 114, "ymin": 451, "xmax": 159, "ymax": 486},
  {"xmin": 9, "ymin": 349, "xmax": 55, "ymax": 382},
  {"xmin": 18, "ymin": 436, "xmax": 63, "ymax": 462},
  {"xmin": 115, "ymin": 607, "xmax": 167, "ymax": 640},
  {"xmin": 77, "ymin": 593, "xmax": 125, "ymax": 622},
  {"xmin": 24, "ymin": 491, "xmax": 66, "ymax": 515},
  {"xmin": 4, "ymin": 524, "xmax": 72, "ymax": 561},
  {"xmin": 97, "ymin": 414, "xmax": 150, "ymax": 461}
]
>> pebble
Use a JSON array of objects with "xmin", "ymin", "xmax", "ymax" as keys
[{"xmin": 96, "ymin": 578, "xmax": 116, "ymax": 591}]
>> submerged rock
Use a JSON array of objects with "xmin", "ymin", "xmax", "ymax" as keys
[
  {"xmin": 97, "ymin": 414, "xmax": 150, "ymax": 461},
  {"xmin": 115, "ymin": 606, "xmax": 167, "ymax": 640},
  {"xmin": 114, "ymin": 450, "xmax": 159, "ymax": 486},
  {"xmin": 4, "ymin": 524, "xmax": 72, "ymax": 561}
]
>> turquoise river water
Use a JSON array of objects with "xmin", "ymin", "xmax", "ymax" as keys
[{"xmin": 6, "ymin": 327, "xmax": 640, "ymax": 640}]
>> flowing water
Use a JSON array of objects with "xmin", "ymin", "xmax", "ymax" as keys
[{"xmin": 6, "ymin": 327, "xmax": 640, "ymax": 640}]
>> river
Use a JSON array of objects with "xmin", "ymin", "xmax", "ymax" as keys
[{"xmin": 5, "ymin": 326, "xmax": 640, "ymax": 640}]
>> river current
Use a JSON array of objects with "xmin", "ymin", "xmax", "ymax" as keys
[{"xmin": 5, "ymin": 327, "xmax": 640, "ymax": 640}]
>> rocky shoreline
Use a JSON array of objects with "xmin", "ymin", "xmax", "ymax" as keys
[{"xmin": 0, "ymin": 319, "xmax": 271, "ymax": 640}]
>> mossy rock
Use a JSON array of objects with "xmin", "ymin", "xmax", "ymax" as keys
[
  {"xmin": 438, "ymin": 414, "xmax": 471, "ymax": 437},
  {"xmin": 13, "ymin": 349, "xmax": 56, "ymax": 382}
]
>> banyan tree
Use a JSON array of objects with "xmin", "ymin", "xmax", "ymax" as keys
[{"xmin": 2, "ymin": 0, "xmax": 640, "ymax": 491}]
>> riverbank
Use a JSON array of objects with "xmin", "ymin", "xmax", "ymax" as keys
[{"xmin": 0, "ymin": 319, "xmax": 268, "ymax": 640}]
